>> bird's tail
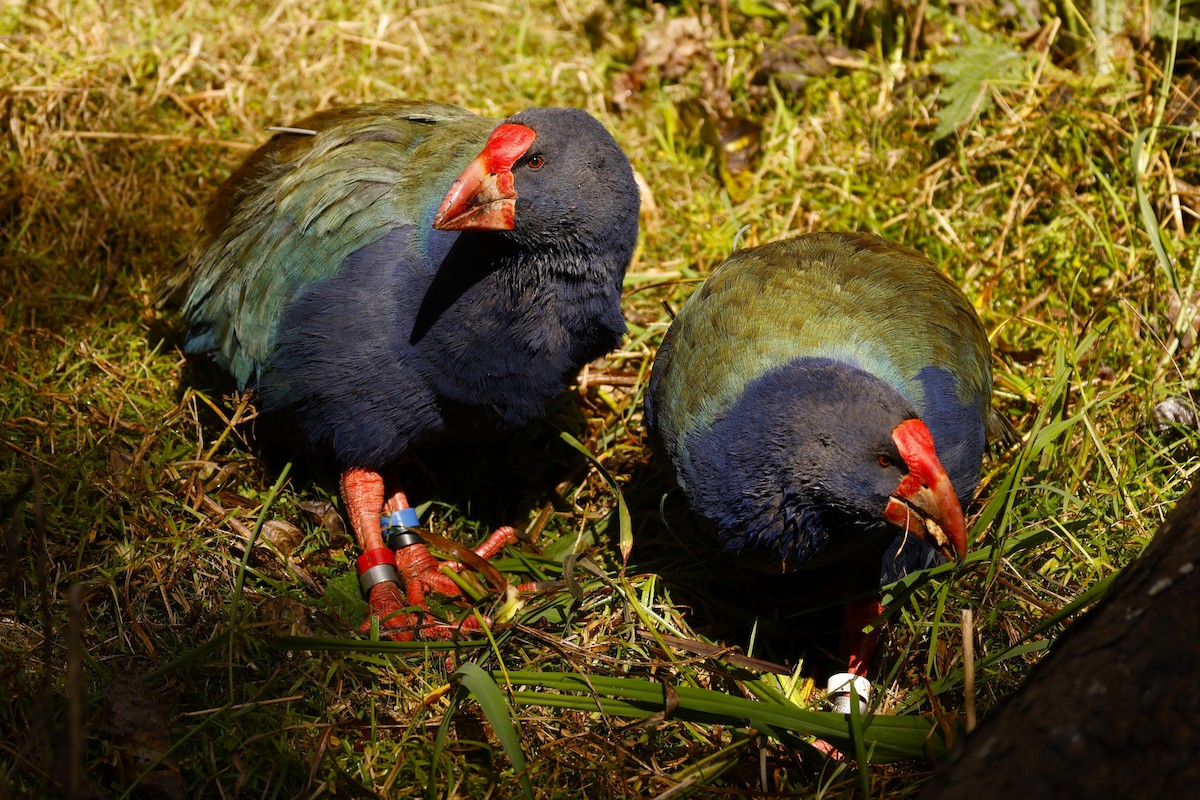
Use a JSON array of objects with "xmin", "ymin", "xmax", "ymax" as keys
[{"xmin": 150, "ymin": 250, "xmax": 196, "ymax": 309}]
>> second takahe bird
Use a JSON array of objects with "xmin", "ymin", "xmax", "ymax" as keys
[
  {"xmin": 645, "ymin": 231, "xmax": 1006, "ymax": 710},
  {"xmin": 177, "ymin": 100, "xmax": 639, "ymax": 639}
]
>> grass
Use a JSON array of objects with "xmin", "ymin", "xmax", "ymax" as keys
[{"xmin": 2, "ymin": 0, "xmax": 1199, "ymax": 796}]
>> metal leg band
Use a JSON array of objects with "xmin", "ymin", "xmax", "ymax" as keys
[
  {"xmin": 359, "ymin": 563, "xmax": 399, "ymax": 594},
  {"xmin": 386, "ymin": 530, "xmax": 425, "ymax": 549}
]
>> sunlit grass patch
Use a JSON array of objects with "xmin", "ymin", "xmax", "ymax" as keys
[{"xmin": 3, "ymin": 0, "xmax": 1199, "ymax": 797}]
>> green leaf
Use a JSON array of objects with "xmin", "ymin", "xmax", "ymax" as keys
[
  {"xmin": 454, "ymin": 663, "xmax": 534, "ymax": 800},
  {"xmin": 1131, "ymin": 125, "xmax": 1195, "ymax": 295},
  {"xmin": 736, "ymin": 0, "xmax": 783, "ymax": 18},
  {"xmin": 932, "ymin": 37, "xmax": 1026, "ymax": 140},
  {"xmin": 497, "ymin": 670, "xmax": 949, "ymax": 762},
  {"xmin": 1150, "ymin": 0, "xmax": 1200, "ymax": 41}
]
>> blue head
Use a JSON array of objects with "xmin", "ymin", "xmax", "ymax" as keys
[{"xmin": 679, "ymin": 358, "xmax": 967, "ymax": 582}]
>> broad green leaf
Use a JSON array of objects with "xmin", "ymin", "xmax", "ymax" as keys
[
  {"xmin": 454, "ymin": 663, "xmax": 534, "ymax": 800},
  {"xmin": 497, "ymin": 670, "xmax": 949, "ymax": 762},
  {"xmin": 932, "ymin": 38, "xmax": 1026, "ymax": 139}
]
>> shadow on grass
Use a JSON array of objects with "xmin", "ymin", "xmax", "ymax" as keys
[{"xmin": 621, "ymin": 455, "xmax": 854, "ymax": 681}]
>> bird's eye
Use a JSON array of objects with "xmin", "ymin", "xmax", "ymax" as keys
[
  {"xmin": 877, "ymin": 454, "xmax": 893, "ymax": 468},
  {"xmin": 527, "ymin": 155, "xmax": 544, "ymax": 170}
]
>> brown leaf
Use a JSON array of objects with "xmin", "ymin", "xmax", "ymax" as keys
[
  {"xmin": 100, "ymin": 670, "xmax": 187, "ymax": 800},
  {"xmin": 708, "ymin": 114, "xmax": 762, "ymax": 180},
  {"xmin": 634, "ymin": 14, "xmax": 707, "ymax": 80},
  {"xmin": 1154, "ymin": 395, "xmax": 1199, "ymax": 432},
  {"xmin": 258, "ymin": 595, "xmax": 315, "ymax": 638},
  {"xmin": 299, "ymin": 499, "xmax": 347, "ymax": 544},
  {"xmin": 611, "ymin": 14, "xmax": 710, "ymax": 110},
  {"xmin": 106, "ymin": 448, "xmax": 135, "ymax": 485},
  {"xmin": 1166, "ymin": 288, "xmax": 1200, "ymax": 350},
  {"xmin": 754, "ymin": 27, "xmax": 852, "ymax": 95},
  {"xmin": 259, "ymin": 518, "xmax": 303, "ymax": 553}
]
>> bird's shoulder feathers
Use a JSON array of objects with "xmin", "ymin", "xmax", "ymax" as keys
[{"xmin": 179, "ymin": 101, "xmax": 496, "ymax": 387}]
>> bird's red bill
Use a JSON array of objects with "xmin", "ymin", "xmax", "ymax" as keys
[
  {"xmin": 883, "ymin": 418, "xmax": 968, "ymax": 563},
  {"xmin": 432, "ymin": 123, "xmax": 536, "ymax": 231}
]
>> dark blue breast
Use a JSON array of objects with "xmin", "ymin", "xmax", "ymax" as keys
[
  {"xmin": 260, "ymin": 227, "xmax": 625, "ymax": 468},
  {"xmin": 670, "ymin": 357, "xmax": 987, "ymax": 586}
]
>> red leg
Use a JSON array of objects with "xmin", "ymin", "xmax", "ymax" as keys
[
  {"xmin": 441, "ymin": 525, "xmax": 518, "ymax": 570},
  {"xmin": 340, "ymin": 467, "xmax": 519, "ymax": 641},
  {"xmin": 842, "ymin": 596, "xmax": 884, "ymax": 677},
  {"xmin": 341, "ymin": 467, "xmax": 387, "ymax": 553},
  {"xmin": 823, "ymin": 596, "xmax": 884, "ymax": 720}
]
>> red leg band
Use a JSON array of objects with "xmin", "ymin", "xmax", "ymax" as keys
[{"xmin": 357, "ymin": 547, "xmax": 399, "ymax": 594}]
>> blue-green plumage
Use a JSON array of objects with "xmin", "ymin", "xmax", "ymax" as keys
[
  {"xmin": 646, "ymin": 231, "xmax": 1002, "ymax": 583},
  {"xmin": 183, "ymin": 102, "xmax": 490, "ymax": 388},
  {"xmin": 178, "ymin": 101, "xmax": 639, "ymax": 470},
  {"xmin": 172, "ymin": 99, "xmax": 642, "ymax": 640}
]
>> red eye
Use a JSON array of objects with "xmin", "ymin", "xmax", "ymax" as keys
[
  {"xmin": 527, "ymin": 155, "xmax": 544, "ymax": 170},
  {"xmin": 878, "ymin": 455, "xmax": 893, "ymax": 468}
]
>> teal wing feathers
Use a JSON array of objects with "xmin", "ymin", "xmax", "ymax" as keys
[{"xmin": 179, "ymin": 101, "xmax": 496, "ymax": 387}]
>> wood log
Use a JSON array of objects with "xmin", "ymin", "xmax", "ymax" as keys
[{"xmin": 923, "ymin": 480, "xmax": 1200, "ymax": 799}]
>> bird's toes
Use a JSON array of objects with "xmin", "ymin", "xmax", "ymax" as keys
[
  {"xmin": 411, "ymin": 612, "xmax": 491, "ymax": 641},
  {"xmin": 358, "ymin": 580, "xmax": 493, "ymax": 641},
  {"xmin": 358, "ymin": 615, "xmax": 418, "ymax": 642},
  {"xmin": 359, "ymin": 582, "xmax": 419, "ymax": 640},
  {"xmin": 808, "ymin": 738, "xmax": 847, "ymax": 761},
  {"xmin": 368, "ymin": 607, "xmax": 489, "ymax": 642},
  {"xmin": 357, "ymin": 604, "xmax": 456, "ymax": 642},
  {"xmin": 409, "ymin": 569, "xmax": 471, "ymax": 599}
]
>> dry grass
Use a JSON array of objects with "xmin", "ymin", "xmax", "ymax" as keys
[{"xmin": 3, "ymin": 0, "xmax": 1200, "ymax": 797}]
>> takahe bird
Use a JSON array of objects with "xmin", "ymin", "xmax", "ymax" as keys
[
  {"xmin": 645, "ymin": 231, "xmax": 1005, "ymax": 709},
  {"xmin": 177, "ymin": 100, "xmax": 639, "ymax": 639}
]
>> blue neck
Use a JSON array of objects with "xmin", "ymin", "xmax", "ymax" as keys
[{"xmin": 678, "ymin": 358, "xmax": 948, "ymax": 583}]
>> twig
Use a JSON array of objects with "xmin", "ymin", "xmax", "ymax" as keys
[
  {"xmin": 963, "ymin": 608, "xmax": 976, "ymax": 733},
  {"xmin": 67, "ymin": 584, "xmax": 83, "ymax": 800},
  {"xmin": 54, "ymin": 131, "xmax": 257, "ymax": 150},
  {"xmin": 637, "ymin": 629, "xmax": 792, "ymax": 675}
]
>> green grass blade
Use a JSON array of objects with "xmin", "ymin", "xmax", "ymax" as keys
[
  {"xmin": 229, "ymin": 461, "xmax": 292, "ymax": 626},
  {"xmin": 429, "ymin": 688, "xmax": 458, "ymax": 800},
  {"xmin": 228, "ymin": 462, "xmax": 291, "ymax": 699},
  {"xmin": 559, "ymin": 430, "xmax": 633, "ymax": 565},
  {"xmin": 1133, "ymin": 125, "xmax": 1177, "ymax": 294},
  {"xmin": 498, "ymin": 670, "xmax": 946, "ymax": 762},
  {"xmin": 454, "ymin": 663, "xmax": 534, "ymax": 800},
  {"xmin": 272, "ymin": 635, "xmax": 487, "ymax": 654},
  {"xmin": 847, "ymin": 685, "xmax": 871, "ymax": 795}
]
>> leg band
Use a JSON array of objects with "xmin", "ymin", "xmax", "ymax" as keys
[
  {"xmin": 382, "ymin": 508, "xmax": 423, "ymax": 550},
  {"xmin": 357, "ymin": 547, "xmax": 400, "ymax": 594}
]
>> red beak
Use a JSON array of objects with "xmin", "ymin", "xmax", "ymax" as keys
[
  {"xmin": 882, "ymin": 418, "xmax": 968, "ymax": 563},
  {"xmin": 432, "ymin": 123, "xmax": 536, "ymax": 231}
]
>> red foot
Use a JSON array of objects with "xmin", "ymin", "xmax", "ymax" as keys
[
  {"xmin": 450, "ymin": 524, "xmax": 516, "ymax": 562},
  {"xmin": 358, "ymin": 529, "xmax": 521, "ymax": 642},
  {"xmin": 397, "ymin": 542, "xmax": 472, "ymax": 602},
  {"xmin": 359, "ymin": 580, "xmax": 489, "ymax": 642},
  {"xmin": 341, "ymin": 467, "xmax": 523, "ymax": 642},
  {"xmin": 809, "ymin": 738, "xmax": 846, "ymax": 761}
]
